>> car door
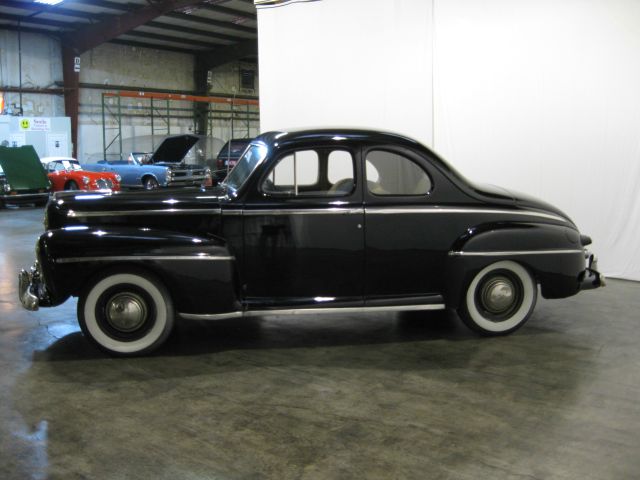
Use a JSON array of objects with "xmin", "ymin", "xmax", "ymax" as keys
[
  {"xmin": 242, "ymin": 146, "xmax": 364, "ymax": 308},
  {"xmin": 363, "ymin": 146, "xmax": 446, "ymax": 305}
]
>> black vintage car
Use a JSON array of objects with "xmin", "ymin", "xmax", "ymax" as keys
[{"xmin": 19, "ymin": 129, "xmax": 604, "ymax": 355}]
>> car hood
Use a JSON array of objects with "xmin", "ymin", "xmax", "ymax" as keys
[
  {"xmin": 0, "ymin": 146, "xmax": 50, "ymax": 190},
  {"xmin": 474, "ymin": 183, "xmax": 573, "ymax": 224},
  {"xmin": 150, "ymin": 135, "xmax": 200, "ymax": 164},
  {"xmin": 45, "ymin": 186, "xmax": 228, "ymax": 230}
]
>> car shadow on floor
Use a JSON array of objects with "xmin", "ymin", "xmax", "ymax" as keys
[{"xmin": 32, "ymin": 308, "xmax": 565, "ymax": 366}]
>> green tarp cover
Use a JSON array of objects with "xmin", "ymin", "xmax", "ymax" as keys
[{"xmin": 0, "ymin": 146, "xmax": 49, "ymax": 190}]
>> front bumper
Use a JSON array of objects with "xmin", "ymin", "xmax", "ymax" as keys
[
  {"xmin": 1, "ymin": 192, "xmax": 50, "ymax": 204},
  {"xmin": 18, "ymin": 262, "xmax": 49, "ymax": 311},
  {"xmin": 580, "ymin": 250, "xmax": 606, "ymax": 290}
]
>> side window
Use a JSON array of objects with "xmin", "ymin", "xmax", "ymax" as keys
[
  {"xmin": 263, "ymin": 150, "xmax": 319, "ymax": 195},
  {"xmin": 262, "ymin": 149, "xmax": 355, "ymax": 197},
  {"xmin": 365, "ymin": 150, "xmax": 432, "ymax": 196},
  {"xmin": 327, "ymin": 150, "xmax": 354, "ymax": 196}
]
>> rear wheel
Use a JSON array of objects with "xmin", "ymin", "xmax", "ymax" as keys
[
  {"xmin": 458, "ymin": 261, "xmax": 537, "ymax": 335},
  {"xmin": 78, "ymin": 269, "xmax": 174, "ymax": 356}
]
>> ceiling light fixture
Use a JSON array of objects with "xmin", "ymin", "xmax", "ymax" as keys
[{"xmin": 34, "ymin": 0, "xmax": 64, "ymax": 5}]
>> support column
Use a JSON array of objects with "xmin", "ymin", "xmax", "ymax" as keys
[
  {"xmin": 62, "ymin": 46, "xmax": 79, "ymax": 158},
  {"xmin": 194, "ymin": 53, "xmax": 210, "ymax": 136}
]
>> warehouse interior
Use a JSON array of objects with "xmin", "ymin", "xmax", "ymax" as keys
[{"xmin": 1, "ymin": 0, "xmax": 640, "ymax": 478}]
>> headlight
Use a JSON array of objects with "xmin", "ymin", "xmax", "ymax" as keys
[
  {"xmin": 82, "ymin": 176, "xmax": 90, "ymax": 185},
  {"xmin": 115, "ymin": 174, "xmax": 122, "ymax": 182},
  {"xmin": 3, "ymin": 183, "xmax": 11, "ymax": 192}
]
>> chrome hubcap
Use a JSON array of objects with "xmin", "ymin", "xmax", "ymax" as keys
[
  {"xmin": 105, "ymin": 292, "xmax": 148, "ymax": 332},
  {"xmin": 480, "ymin": 277, "xmax": 516, "ymax": 314}
]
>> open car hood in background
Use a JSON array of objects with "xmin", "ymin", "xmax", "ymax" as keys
[
  {"xmin": 150, "ymin": 134, "xmax": 200, "ymax": 164},
  {"xmin": 0, "ymin": 145, "xmax": 49, "ymax": 190}
]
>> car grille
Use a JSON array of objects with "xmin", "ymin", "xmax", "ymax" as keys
[
  {"xmin": 172, "ymin": 168, "xmax": 206, "ymax": 178},
  {"xmin": 96, "ymin": 179, "xmax": 113, "ymax": 189}
]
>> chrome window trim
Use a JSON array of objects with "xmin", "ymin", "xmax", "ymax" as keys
[
  {"xmin": 66, "ymin": 208, "xmax": 221, "ymax": 217},
  {"xmin": 180, "ymin": 303, "xmax": 445, "ymax": 320},
  {"xmin": 56, "ymin": 255, "xmax": 234, "ymax": 264},
  {"xmin": 365, "ymin": 207, "xmax": 567, "ymax": 223},
  {"xmin": 448, "ymin": 249, "xmax": 583, "ymax": 257}
]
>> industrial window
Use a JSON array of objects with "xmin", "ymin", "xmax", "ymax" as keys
[{"xmin": 240, "ymin": 69, "xmax": 255, "ymax": 91}]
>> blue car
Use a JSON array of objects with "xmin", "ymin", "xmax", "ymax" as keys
[{"xmin": 83, "ymin": 135, "xmax": 211, "ymax": 190}]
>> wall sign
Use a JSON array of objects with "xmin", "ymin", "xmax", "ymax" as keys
[
  {"xmin": 74, "ymin": 57, "xmax": 81, "ymax": 73},
  {"xmin": 19, "ymin": 117, "xmax": 51, "ymax": 132}
]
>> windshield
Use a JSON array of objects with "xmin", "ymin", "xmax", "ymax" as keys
[
  {"xmin": 223, "ymin": 143, "xmax": 268, "ymax": 191},
  {"xmin": 62, "ymin": 160, "xmax": 82, "ymax": 171}
]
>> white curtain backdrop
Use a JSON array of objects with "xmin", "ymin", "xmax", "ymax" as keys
[{"xmin": 257, "ymin": 0, "xmax": 640, "ymax": 281}]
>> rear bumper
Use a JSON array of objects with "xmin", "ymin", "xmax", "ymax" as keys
[{"xmin": 579, "ymin": 251, "xmax": 606, "ymax": 290}]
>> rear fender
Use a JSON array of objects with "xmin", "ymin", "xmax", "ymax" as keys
[
  {"xmin": 444, "ymin": 222, "xmax": 585, "ymax": 308},
  {"xmin": 38, "ymin": 226, "xmax": 240, "ymax": 314}
]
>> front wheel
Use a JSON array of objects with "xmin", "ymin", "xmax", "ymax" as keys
[
  {"xmin": 65, "ymin": 180, "xmax": 79, "ymax": 190},
  {"xmin": 143, "ymin": 177, "xmax": 159, "ymax": 190},
  {"xmin": 78, "ymin": 270, "xmax": 174, "ymax": 356},
  {"xmin": 458, "ymin": 261, "xmax": 537, "ymax": 335}
]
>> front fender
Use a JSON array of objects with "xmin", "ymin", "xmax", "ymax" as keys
[
  {"xmin": 38, "ymin": 226, "xmax": 240, "ymax": 314},
  {"xmin": 444, "ymin": 222, "xmax": 586, "ymax": 308}
]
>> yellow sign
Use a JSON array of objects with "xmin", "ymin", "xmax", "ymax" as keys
[{"xmin": 20, "ymin": 119, "xmax": 30, "ymax": 130}]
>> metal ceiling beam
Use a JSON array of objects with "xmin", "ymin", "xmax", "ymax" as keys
[
  {"xmin": 199, "ymin": 4, "xmax": 257, "ymax": 21},
  {"xmin": 164, "ymin": 12, "xmax": 256, "ymax": 34},
  {"xmin": 69, "ymin": 0, "xmax": 256, "ymax": 32},
  {"xmin": 146, "ymin": 20, "xmax": 252, "ymax": 41},
  {"xmin": 123, "ymin": 29, "xmax": 223, "ymax": 49},
  {"xmin": 0, "ymin": 12, "xmax": 77, "ymax": 30},
  {"xmin": 79, "ymin": 0, "xmax": 258, "ymax": 21},
  {"xmin": 0, "ymin": 23, "xmax": 61, "ymax": 36},
  {"xmin": 0, "ymin": 1, "xmax": 254, "ymax": 39},
  {"xmin": 60, "ymin": 0, "xmax": 205, "ymax": 54},
  {"xmin": 0, "ymin": 1, "xmax": 98, "ymax": 20},
  {"xmin": 109, "ymin": 39, "xmax": 199, "ymax": 55},
  {"xmin": 198, "ymin": 39, "xmax": 257, "ymax": 70}
]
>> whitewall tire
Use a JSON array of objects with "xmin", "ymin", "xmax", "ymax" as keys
[
  {"xmin": 78, "ymin": 270, "xmax": 174, "ymax": 355},
  {"xmin": 458, "ymin": 261, "xmax": 537, "ymax": 335}
]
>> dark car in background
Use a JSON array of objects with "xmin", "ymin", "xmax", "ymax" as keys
[
  {"xmin": 213, "ymin": 138, "xmax": 252, "ymax": 183},
  {"xmin": 19, "ymin": 128, "xmax": 604, "ymax": 356},
  {"xmin": 0, "ymin": 145, "xmax": 50, "ymax": 207}
]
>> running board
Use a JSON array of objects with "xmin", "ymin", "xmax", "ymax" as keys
[{"xmin": 179, "ymin": 303, "xmax": 446, "ymax": 321}]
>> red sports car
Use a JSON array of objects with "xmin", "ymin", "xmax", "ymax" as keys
[{"xmin": 41, "ymin": 157, "xmax": 121, "ymax": 192}]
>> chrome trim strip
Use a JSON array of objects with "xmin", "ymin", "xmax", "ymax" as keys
[
  {"xmin": 180, "ymin": 312, "xmax": 243, "ymax": 320},
  {"xmin": 179, "ymin": 303, "xmax": 446, "ymax": 320},
  {"xmin": 222, "ymin": 209, "xmax": 243, "ymax": 216},
  {"xmin": 448, "ymin": 249, "xmax": 583, "ymax": 257},
  {"xmin": 56, "ymin": 255, "xmax": 234, "ymax": 264},
  {"xmin": 0, "ymin": 193, "xmax": 49, "ymax": 199},
  {"xmin": 365, "ymin": 207, "xmax": 567, "ymax": 223},
  {"xmin": 66, "ymin": 208, "xmax": 221, "ymax": 217},
  {"xmin": 243, "ymin": 208, "xmax": 363, "ymax": 216}
]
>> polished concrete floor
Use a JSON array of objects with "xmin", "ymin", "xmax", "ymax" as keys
[{"xmin": 1, "ymin": 206, "xmax": 639, "ymax": 480}]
